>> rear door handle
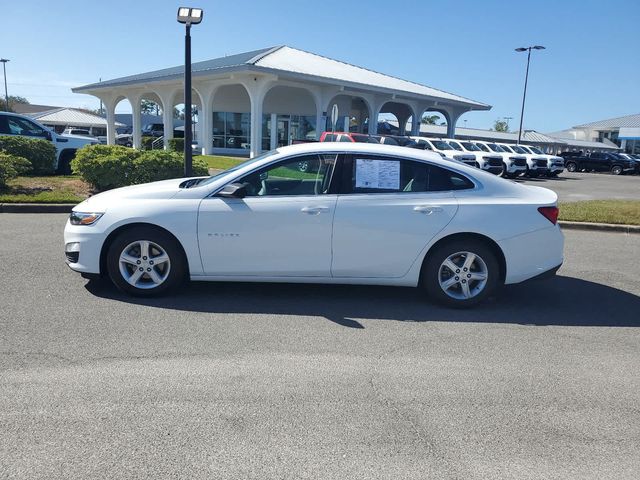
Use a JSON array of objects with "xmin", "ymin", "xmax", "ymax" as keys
[
  {"xmin": 301, "ymin": 206, "xmax": 330, "ymax": 215},
  {"xmin": 413, "ymin": 205, "xmax": 443, "ymax": 215}
]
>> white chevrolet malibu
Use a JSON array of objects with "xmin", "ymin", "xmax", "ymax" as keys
[{"xmin": 64, "ymin": 143, "xmax": 563, "ymax": 307}]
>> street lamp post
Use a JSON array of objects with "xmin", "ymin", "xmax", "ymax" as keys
[
  {"xmin": 1, "ymin": 59, "xmax": 9, "ymax": 112},
  {"xmin": 177, "ymin": 7, "xmax": 203, "ymax": 177},
  {"xmin": 515, "ymin": 45, "xmax": 545, "ymax": 144}
]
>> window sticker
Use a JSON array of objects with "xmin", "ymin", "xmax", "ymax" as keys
[{"xmin": 355, "ymin": 158, "xmax": 400, "ymax": 190}]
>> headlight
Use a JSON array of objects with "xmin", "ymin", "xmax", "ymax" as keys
[{"xmin": 69, "ymin": 211, "xmax": 103, "ymax": 225}]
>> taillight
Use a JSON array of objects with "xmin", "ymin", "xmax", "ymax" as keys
[{"xmin": 538, "ymin": 206, "xmax": 559, "ymax": 225}]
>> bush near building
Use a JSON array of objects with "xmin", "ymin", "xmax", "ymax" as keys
[
  {"xmin": 141, "ymin": 136, "xmax": 155, "ymax": 150},
  {"xmin": 168, "ymin": 138, "xmax": 184, "ymax": 152},
  {"xmin": 0, "ymin": 153, "xmax": 32, "ymax": 187},
  {"xmin": 0, "ymin": 136, "xmax": 56, "ymax": 175},
  {"xmin": 71, "ymin": 144, "xmax": 208, "ymax": 191}
]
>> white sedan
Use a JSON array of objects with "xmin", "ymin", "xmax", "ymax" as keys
[{"xmin": 64, "ymin": 143, "xmax": 564, "ymax": 307}]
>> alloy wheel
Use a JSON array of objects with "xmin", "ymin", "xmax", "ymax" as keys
[
  {"xmin": 118, "ymin": 240, "xmax": 171, "ymax": 289},
  {"xmin": 438, "ymin": 251, "xmax": 488, "ymax": 300}
]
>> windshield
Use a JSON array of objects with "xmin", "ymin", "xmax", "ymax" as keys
[
  {"xmin": 196, "ymin": 150, "xmax": 277, "ymax": 187},
  {"xmin": 511, "ymin": 145, "xmax": 528, "ymax": 154},
  {"xmin": 475, "ymin": 143, "xmax": 490, "ymax": 152},
  {"xmin": 461, "ymin": 142, "xmax": 481, "ymax": 151},
  {"xmin": 487, "ymin": 143, "xmax": 505, "ymax": 153},
  {"xmin": 432, "ymin": 140, "xmax": 453, "ymax": 150},
  {"xmin": 499, "ymin": 144, "xmax": 514, "ymax": 153},
  {"xmin": 448, "ymin": 141, "xmax": 463, "ymax": 151},
  {"xmin": 528, "ymin": 146, "xmax": 544, "ymax": 154}
]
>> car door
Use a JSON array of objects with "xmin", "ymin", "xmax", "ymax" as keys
[
  {"xmin": 197, "ymin": 154, "xmax": 339, "ymax": 277},
  {"xmin": 331, "ymin": 155, "xmax": 462, "ymax": 278}
]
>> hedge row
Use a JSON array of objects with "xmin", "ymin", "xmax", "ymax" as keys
[
  {"xmin": 0, "ymin": 153, "xmax": 32, "ymax": 187},
  {"xmin": 71, "ymin": 145, "xmax": 209, "ymax": 191},
  {"xmin": 0, "ymin": 136, "xmax": 56, "ymax": 175}
]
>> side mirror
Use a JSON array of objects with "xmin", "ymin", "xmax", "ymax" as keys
[
  {"xmin": 44, "ymin": 131, "xmax": 53, "ymax": 141},
  {"xmin": 216, "ymin": 182, "xmax": 248, "ymax": 198}
]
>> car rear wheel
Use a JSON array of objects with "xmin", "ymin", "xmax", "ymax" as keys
[
  {"xmin": 611, "ymin": 165, "xmax": 623, "ymax": 175},
  {"xmin": 565, "ymin": 161, "xmax": 577, "ymax": 172},
  {"xmin": 106, "ymin": 227, "xmax": 186, "ymax": 297},
  {"xmin": 422, "ymin": 240, "xmax": 500, "ymax": 308}
]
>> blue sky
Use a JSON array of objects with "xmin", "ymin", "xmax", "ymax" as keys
[{"xmin": 1, "ymin": 0, "xmax": 638, "ymax": 132}]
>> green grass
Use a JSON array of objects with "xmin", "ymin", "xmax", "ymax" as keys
[
  {"xmin": 0, "ymin": 175, "xmax": 89, "ymax": 204},
  {"xmin": 559, "ymin": 200, "xmax": 640, "ymax": 225},
  {"xmin": 199, "ymin": 155, "xmax": 247, "ymax": 170}
]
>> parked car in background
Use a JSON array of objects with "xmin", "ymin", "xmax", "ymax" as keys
[
  {"xmin": 320, "ymin": 132, "xmax": 378, "ymax": 143},
  {"xmin": 116, "ymin": 133, "xmax": 133, "ymax": 147},
  {"xmin": 64, "ymin": 142, "xmax": 564, "ymax": 308},
  {"xmin": 409, "ymin": 137, "xmax": 477, "ymax": 168},
  {"xmin": 473, "ymin": 141, "xmax": 527, "ymax": 178},
  {"xmin": 62, "ymin": 128, "xmax": 92, "ymax": 137},
  {"xmin": 0, "ymin": 111, "xmax": 99, "ymax": 174},
  {"xmin": 559, "ymin": 151, "xmax": 635, "ymax": 175},
  {"xmin": 445, "ymin": 138, "xmax": 503, "ymax": 175},
  {"xmin": 142, "ymin": 123, "xmax": 164, "ymax": 137},
  {"xmin": 495, "ymin": 143, "xmax": 548, "ymax": 178},
  {"xmin": 518, "ymin": 145, "xmax": 564, "ymax": 177}
]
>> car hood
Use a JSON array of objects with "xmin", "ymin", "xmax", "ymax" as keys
[
  {"xmin": 72, "ymin": 177, "xmax": 198, "ymax": 212},
  {"xmin": 60, "ymin": 134, "xmax": 97, "ymax": 142}
]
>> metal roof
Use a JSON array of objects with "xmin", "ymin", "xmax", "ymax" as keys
[
  {"xmin": 29, "ymin": 108, "xmax": 124, "ymax": 127},
  {"xmin": 573, "ymin": 113, "xmax": 640, "ymax": 129},
  {"xmin": 73, "ymin": 45, "xmax": 489, "ymax": 109}
]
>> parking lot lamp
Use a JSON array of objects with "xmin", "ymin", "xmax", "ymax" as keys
[
  {"xmin": 177, "ymin": 7, "xmax": 203, "ymax": 177},
  {"xmin": 515, "ymin": 45, "xmax": 545, "ymax": 144},
  {"xmin": 1, "ymin": 59, "xmax": 9, "ymax": 112}
]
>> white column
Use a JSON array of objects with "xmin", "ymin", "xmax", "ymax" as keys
[
  {"xmin": 270, "ymin": 113, "xmax": 277, "ymax": 149},
  {"xmin": 201, "ymin": 89, "xmax": 215, "ymax": 155},
  {"xmin": 398, "ymin": 115, "xmax": 409, "ymax": 136},
  {"xmin": 368, "ymin": 106, "xmax": 379, "ymax": 135},
  {"xmin": 249, "ymin": 93, "xmax": 264, "ymax": 158},
  {"xmin": 104, "ymin": 100, "xmax": 116, "ymax": 145},
  {"xmin": 130, "ymin": 98, "xmax": 142, "ymax": 149},
  {"xmin": 316, "ymin": 111, "xmax": 326, "ymax": 140},
  {"xmin": 343, "ymin": 116, "xmax": 350, "ymax": 133}
]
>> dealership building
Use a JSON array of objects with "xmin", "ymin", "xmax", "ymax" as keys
[
  {"xmin": 549, "ymin": 113, "xmax": 640, "ymax": 154},
  {"xmin": 72, "ymin": 46, "xmax": 491, "ymax": 157}
]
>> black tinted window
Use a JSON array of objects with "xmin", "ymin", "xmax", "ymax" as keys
[{"xmin": 349, "ymin": 156, "xmax": 474, "ymax": 194}]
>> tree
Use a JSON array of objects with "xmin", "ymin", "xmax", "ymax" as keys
[
  {"xmin": 421, "ymin": 114, "xmax": 441, "ymax": 125},
  {"xmin": 141, "ymin": 99, "xmax": 160, "ymax": 116},
  {"xmin": 493, "ymin": 119, "xmax": 509, "ymax": 132},
  {"xmin": 0, "ymin": 95, "xmax": 29, "ymax": 112}
]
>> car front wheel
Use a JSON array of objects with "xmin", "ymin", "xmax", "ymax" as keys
[
  {"xmin": 422, "ymin": 240, "xmax": 500, "ymax": 308},
  {"xmin": 565, "ymin": 162, "xmax": 577, "ymax": 172},
  {"xmin": 611, "ymin": 165, "xmax": 623, "ymax": 175},
  {"xmin": 106, "ymin": 227, "xmax": 186, "ymax": 296}
]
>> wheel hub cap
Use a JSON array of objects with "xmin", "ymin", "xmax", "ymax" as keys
[
  {"xmin": 438, "ymin": 251, "xmax": 488, "ymax": 300},
  {"xmin": 118, "ymin": 240, "xmax": 171, "ymax": 289}
]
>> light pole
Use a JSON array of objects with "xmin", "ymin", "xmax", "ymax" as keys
[
  {"xmin": 177, "ymin": 7, "xmax": 203, "ymax": 177},
  {"xmin": 515, "ymin": 45, "xmax": 545, "ymax": 144},
  {"xmin": 1, "ymin": 59, "xmax": 9, "ymax": 112},
  {"xmin": 503, "ymin": 116, "xmax": 513, "ymax": 129}
]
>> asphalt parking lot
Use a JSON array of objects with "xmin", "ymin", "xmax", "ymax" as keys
[
  {"xmin": 1, "ymin": 214, "xmax": 639, "ymax": 480},
  {"xmin": 516, "ymin": 171, "xmax": 639, "ymax": 202}
]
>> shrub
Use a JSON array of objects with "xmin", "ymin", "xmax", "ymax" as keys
[
  {"xmin": 0, "ymin": 153, "xmax": 32, "ymax": 187},
  {"xmin": 141, "ymin": 136, "xmax": 155, "ymax": 151},
  {"xmin": 0, "ymin": 136, "xmax": 56, "ymax": 175},
  {"xmin": 168, "ymin": 138, "xmax": 184, "ymax": 152},
  {"xmin": 71, "ymin": 145, "xmax": 210, "ymax": 190},
  {"xmin": 71, "ymin": 144, "xmax": 139, "ymax": 190}
]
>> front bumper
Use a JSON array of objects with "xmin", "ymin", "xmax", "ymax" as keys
[{"xmin": 64, "ymin": 219, "xmax": 106, "ymax": 274}]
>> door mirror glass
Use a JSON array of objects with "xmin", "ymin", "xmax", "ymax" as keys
[{"xmin": 217, "ymin": 182, "xmax": 248, "ymax": 198}]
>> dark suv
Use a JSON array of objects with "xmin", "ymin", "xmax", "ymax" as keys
[{"xmin": 560, "ymin": 151, "xmax": 635, "ymax": 175}]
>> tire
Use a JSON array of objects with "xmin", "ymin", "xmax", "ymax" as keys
[
  {"xmin": 500, "ymin": 162, "xmax": 509, "ymax": 178},
  {"xmin": 106, "ymin": 226, "xmax": 186, "ymax": 297},
  {"xmin": 566, "ymin": 161, "xmax": 577, "ymax": 172},
  {"xmin": 56, "ymin": 150, "xmax": 75, "ymax": 175},
  {"xmin": 422, "ymin": 239, "xmax": 500, "ymax": 308},
  {"xmin": 611, "ymin": 165, "xmax": 623, "ymax": 175}
]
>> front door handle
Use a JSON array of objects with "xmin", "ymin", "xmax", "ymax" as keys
[
  {"xmin": 301, "ymin": 206, "xmax": 330, "ymax": 215},
  {"xmin": 413, "ymin": 205, "xmax": 443, "ymax": 215}
]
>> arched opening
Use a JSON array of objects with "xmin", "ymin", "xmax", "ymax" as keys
[
  {"xmin": 417, "ymin": 109, "xmax": 450, "ymax": 138},
  {"xmin": 170, "ymin": 89, "xmax": 202, "ymax": 151},
  {"xmin": 326, "ymin": 95, "xmax": 371, "ymax": 134},
  {"xmin": 263, "ymin": 86, "xmax": 317, "ymax": 149},
  {"xmin": 378, "ymin": 101, "xmax": 413, "ymax": 136},
  {"xmin": 211, "ymin": 84, "xmax": 251, "ymax": 152},
  {"xmin": 111, "ymin": 96, "xmax": 132, "ymax": 144}
]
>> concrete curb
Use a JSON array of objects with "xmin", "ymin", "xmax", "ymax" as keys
[
  {"xmin": 0, "ymin": 203, "xmax": 75, "ymax": 213},
  {"xmin": 559, "ymin": 220, "xmax": 640, "ymax": 235}
]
